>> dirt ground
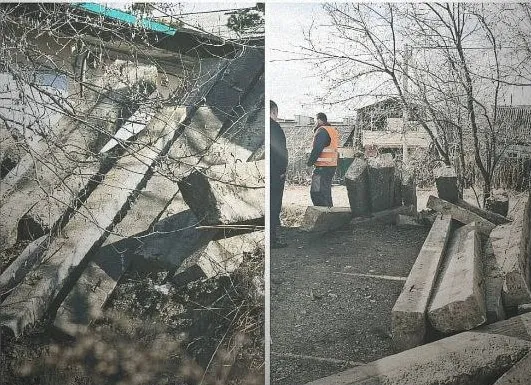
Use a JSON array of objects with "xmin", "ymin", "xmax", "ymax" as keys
[{"xmin": 270, "ymin": 185, "xmax": 431, "ymax": 385}]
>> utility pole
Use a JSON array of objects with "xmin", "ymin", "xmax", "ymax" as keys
[{"xmin": 402, "ymin": 44, "xmax": 411, "ymax": 164}]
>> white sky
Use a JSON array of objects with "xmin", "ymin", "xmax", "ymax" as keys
[
  {"xmin": 268, "ymin": 2, "xmax": 531, "ymax": 121},
  {"xmin": 268, "ymin": 2, "xmax": 352, "ymax": 121}
]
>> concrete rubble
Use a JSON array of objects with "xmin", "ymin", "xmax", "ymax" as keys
[
  {"xmin": 428, "ymin": 223, "xmax": 486, "ymax": 333},
  {"xmin": 0, "ymin": 45, "xmax": 265, "ymax": 338},
  {"xmin": 433, "ymin": 165, "xmax": 460, "ymax": 203},
  {"xmin": 391, "ymin": 215, "xmax": 452, "ymax": 351},
  {"xmin": 305, "ymin": 332, "xmax": 531, "ymax": 385},
  {"xmin": 300, "ymin": 206, "xmax": 352, "ymax": 233}
]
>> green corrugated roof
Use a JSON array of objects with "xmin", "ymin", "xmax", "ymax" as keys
[{"xmin": 73, "ymin": 3, "xmax": 176, "ymax": 36}]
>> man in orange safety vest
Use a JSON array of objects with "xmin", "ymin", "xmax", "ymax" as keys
[{"xmin": 307, "ymin": 112, "xmax": 339, "ymax": 207}]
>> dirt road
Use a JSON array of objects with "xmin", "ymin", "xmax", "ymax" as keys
[{"xmin": 270, "ymin": 185, "xmax": 430, "ymax": 384}]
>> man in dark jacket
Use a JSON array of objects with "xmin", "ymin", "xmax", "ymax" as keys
[
  {"xmin": 270, "ymin": 100, "xmax": 288, "ymax": 248},
  {"xmin": 307, "ymin": 112, "xmax": 339, "ymax": 207}
]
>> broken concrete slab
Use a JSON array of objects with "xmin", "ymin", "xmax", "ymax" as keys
[
  {"xmin": 344, "ymin": 158, "xmax": 370, "ymax": 217},
  {"xmin": 367, "ymin": 154, "xmax": 396, "ymax": 213},
  {"xmin": 486, "ymin": 190, "xmax": 510, "ymax": 217},
  {"xmin": 434, "ymin": 165, "xmax": 460, "ymax": 203},
  {"xmin": 490, "ymin": 194, "xmax": 531, "ymax": 308},
  {"xmin": 456, "ymin": 199, "xmax": 511, "ymax": 226},
  {"xmin": 483, "ymin": 238, "xmax": 507, "ymax": 324},
  {"xmin": 171, "ymin": 231, "xmax": 264, "ymax": 286},
  {"xmin": 0, "ymin": 63, "xmax": 159, "ymax": 201},
  {"xmin": 53, "ymin": 208, "xmax": 213, "ymax": 336},
  {"xmin": 426, "ymin": 195, "xmax": 496, "ymax": 235},
  {"xmin": 0, "ymin": 235, "xmax": 49, "ymax": 293},
  {"xmin": 493, "ymin": 351, "xmax": 531, "ymax": 385},
  {"xmin": 0, "ymin": 106, "xmax": 187, "ymax": 337},
  {"xmin": 478, "ymin": 312, "xmax": 531, "ymax": 342},
  {"xmin": 0, "ymin": 71, "xmax": 158, "ymax": 250},
  {"xmin": 391, "ymin": 215, "xmax": 453, "ymax": 351},
  {"xmin": 428, "ymin": 224, "xmax": 486, "ymax": 333},
  {"xmin": 304, "ymin": 331, "xmax": 531, "ymax": 385},
  {"xmin": 178, "ymin": 160, "xmax": 264, "ymax": 226},
  {"xmin": 299, "ymin": 206, "xmax": 352, "ymax": 233}
]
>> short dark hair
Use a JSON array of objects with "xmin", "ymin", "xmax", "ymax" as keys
[
  {"xmin": 316, "ymin": 112, "xmax": 327, "ymax": 123},
  {"xmin": 270, "ymin": 100, "xmax": 278, "ymax": 114}
]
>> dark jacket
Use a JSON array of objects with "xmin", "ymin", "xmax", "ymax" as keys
[
  {"xmin": 307, "ymin": 126, "xmax": 331, "ymax": 166},
  {"xmin": 270, "ymin": 118, "xmax": 288, "ymax": 177}
]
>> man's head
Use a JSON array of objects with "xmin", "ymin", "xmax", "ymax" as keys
[
  {"xmin": 270, "ymin": 100, "xmax": 278, "ymax": 121},
  {"xmin": 316, "ymin": 112, "xmax": 328, "ymax": 126}
]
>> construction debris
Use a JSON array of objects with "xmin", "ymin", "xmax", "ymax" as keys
[
  {"xmin": 486, "ymin": 190, "xmax": 510, "ymax": 217},
  {"xmin": 0, "ymin": 106, "xmax": 187, "ymax": 337},
  {"xmin": 493, "ymin": 351, "xmax": 531, "ymax": 385},
  {"xmin": 391, "ymin": 215, "xmax": 452, "ymax": 351},
  {"xmin": 178, "ymin": 160, "xmax": 265, "ymax": 225},
  {"xmin": 171, "ymin": 231, "xmax": 264, "ymax": 286},
  {"xmin": 428, "ymin": 224, "xmax": 486, "ymax": 333},
  {"xmin": 344, "ymin": 158, "xmax": 370, "ymax": 217},
  {"xmin": 483, "ymin": 238, "xmax": 507, "ymax": 323},
  {"xmin": 300, "ymin": 206, "xmax": 352, "ymax": 233},
  {"xmin": 489, "ymin": 193, "xmax": 531, "ymax": 307},
  {"xmin": 304, "ymin": 332, "xmax": 531, "ymax": 385},
  {"xmin": 367, "ymin": 154, "xmax": 396, "ymax": 212},
  {"xmin": 456, "ymin": 199, "xmax": 511, "ymax": 226},
  {"xmin": 426, "ymin": 195, "xmax": 496, "ymax": 235},
  {"xmin": 433, "ymin": 165, "xmax": 460, "ymax": 203}
]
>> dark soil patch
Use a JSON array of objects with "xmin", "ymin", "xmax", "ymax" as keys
[
  {"xmin": 0, "ymin": 248, "xmax": 264, "ymax": 385},
  {"xmin": 270, "ymin": 223, "xmax": 430, "ymax": 385}
]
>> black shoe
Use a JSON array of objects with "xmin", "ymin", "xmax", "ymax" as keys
[{"xmin": 271, "ymin": 239, "xmax": 288, "ymax": 249}]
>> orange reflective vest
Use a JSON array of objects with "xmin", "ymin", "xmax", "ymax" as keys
[{"xmin": 314, "ymin": 125, "xmax": 339, "ymax": 167}]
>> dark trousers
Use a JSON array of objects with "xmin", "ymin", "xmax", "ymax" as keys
[
  {"xmin": 270, "ymin": 173, "xmax": 286, "ymax": 239},
  {"xmin": 310, "ymin": 167, "xmax": 336, "ymax": 207}
]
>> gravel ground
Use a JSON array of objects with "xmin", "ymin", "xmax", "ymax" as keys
[{"xmin": 270, "ymin": 185, "xmax": 430, "ymax": 385}]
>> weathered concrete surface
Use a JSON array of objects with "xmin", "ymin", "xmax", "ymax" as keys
[
  {"xmin": 351, "ymin": 205, "xmax": 415, "ymax": 226},
  {"xmin": 344, "ymin": 158, "xmax": 370, "ymax": 217},
  {"xmin": 391, "ymin": 215, "xmax": 452, "ymax": 351},
  {"xmin": 428, "ymin": 224, "xmax": 486, "ymax": 333},
  {"xmin": 493, "ymin": 351, "xmax": 531, "ymax": 385},
  {"xmin": 171, "ymin": 231, "xmax": 264, "ymax": 286},
  {"xmin": 478, "ymin": 312, "xmax": 531, "ymax": 342},
  {"xmin": 427, "ymin": 195, "xmax": 496, "ymax": 235},
  {"xmin": 367, "ymin": 154, "xmax": 396, "ymax": 213},
  {"xmin": 0, "ymin": 63, "xmax": 159, "ymax": 200},
  {"xmin": 401, "ymin": 166, "xmax": 417, "ymax": 210},
  {"xmin": 0, "ymin": 128, "xmax": 23, "ymax": 178},
  {"xmin": 393, "ymin": 168, "xmax": 403, "ymax": 208},
  {"xmin": 490, "ymin": 194, "xmax": 531, "ymax": 307},
  {"xmin": 198, "ymin": 75, "xmax": 265, "ymax": 166},
  {"xmin": 486, "ymin": 190, "xmax": 510, "ymax": 217},
  {"xmin": 304, "ymin": 332, "xmax": 531, "ymax": 385},
  {"xmin": 300, "ymin": 206, "xmax": 352, "ymax": 233},
  {"xmin": 0, "ymin": 235, "xmax": 48, "ymax": 293},
  {"xmin": 0, "ymin": 106, "xmax": 187, "ymax": 337},
  {"xmin": 484, "ymin": 238, "xmax": 507, "ymax": 323},
  {"xmin": 434, "ymin": 165, "xmax": 460, "ymax": 203},
  {"xmin": 456, "ymin": 199, "xmax": 511, "ymax": 226},
  {"xmin": 53, "ymin": 249, "xmax": 131, "ymax": 336},
  {"xmin": 0, "ymin": 67, "xmax": 158, "ymax": 250},
  {"xmin": 178, "ymin": 160, "xmax": 264, "ymax": 225}
]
